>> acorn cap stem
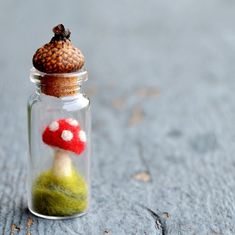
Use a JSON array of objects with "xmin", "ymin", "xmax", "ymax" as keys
[{"xmin": 51, "ymin": 24, "xmax": 71, "ymax": 42}]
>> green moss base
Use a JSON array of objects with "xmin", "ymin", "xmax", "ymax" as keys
[{"xmin": 32, "ymin": 169, "xmax": 88, "ymax": 216}]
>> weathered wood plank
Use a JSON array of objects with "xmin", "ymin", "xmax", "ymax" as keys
[{"xmin": 1, "ymin": 0, "xmax": 235, "ymax": 234}]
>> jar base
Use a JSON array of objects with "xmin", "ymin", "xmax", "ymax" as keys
[{"xmin": 28, "ymin": 207, "xmax": 88, "ymax": 220}]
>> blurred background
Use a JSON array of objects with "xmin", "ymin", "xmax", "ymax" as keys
[
  {"xmin": 1, "ymin": 0, "xmax": 235, "ymax": 234},
  {"xmin": 2, "ymin": 0, "xmax": 235, "ymax": 139}
]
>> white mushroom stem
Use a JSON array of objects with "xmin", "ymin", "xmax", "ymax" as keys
[{"xmin": 52, "ymin": 149, "xmax": 72, "ymax": 177}]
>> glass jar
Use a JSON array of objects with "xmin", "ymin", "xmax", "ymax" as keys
[{"xmin": 27, "ymin": 68, "xmax": 91, "ymax": 219}]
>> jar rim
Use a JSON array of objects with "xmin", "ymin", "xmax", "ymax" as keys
[{"xmin": 30, "ymin": 67, "xmax": 88, "ymax": 84}]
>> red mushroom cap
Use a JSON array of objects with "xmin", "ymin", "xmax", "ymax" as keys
[{"xmin": 42, "ymin": 118, "xmax": 86, "ymax": 155}]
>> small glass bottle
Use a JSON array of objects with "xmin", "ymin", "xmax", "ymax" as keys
[{"xmin": 27, "ymin": 25, "xmax": 90, "ymax": 219}]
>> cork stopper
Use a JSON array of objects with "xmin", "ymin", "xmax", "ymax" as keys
[
  {"xmin": 32, "ymin": 24, "xmax": 85, "ymax": 97},
  {"xmin": 30, "ymin": 68, "xmax": 88, "ymax": 98},
  {"xmin": 40, "ymin": 76, "xmax": 79, "ymax": 97}
]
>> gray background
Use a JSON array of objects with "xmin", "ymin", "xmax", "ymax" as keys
[{"xmin": 1, "ymin": 0, "xmax": 235, "ymax": 234}]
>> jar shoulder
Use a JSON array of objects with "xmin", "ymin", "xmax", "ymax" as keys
[
  {"xmin": 28, "ymin": 93, "xmax": 90, "ymax": 112},
  {"xmin": 28, "ymin": 93, "xmax": 40, "ymax": 108}
]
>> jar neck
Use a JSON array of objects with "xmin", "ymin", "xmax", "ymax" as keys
[
  {"xmin": 30, "ymin": 68, "xmax": 88, "ymax": 98},
  {"xmin": 35, "ymin": 84, "xmax": 81, "ymax": 97},
  {"xmin": 36, "ymin": 76, "xmax": 82, "ymax": 97}
]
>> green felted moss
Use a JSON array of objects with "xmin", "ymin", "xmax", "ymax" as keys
[{"xmin": 32, "ymin": 169, "xmax": 88, "ymax": 216}]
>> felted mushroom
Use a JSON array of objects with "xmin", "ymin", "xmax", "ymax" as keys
[{"xmin": 42, "ymin": 118, "xmax": 86, "ymax": 177}]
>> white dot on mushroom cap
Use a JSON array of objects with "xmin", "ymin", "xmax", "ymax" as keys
[
  {"xmin": 65, "ymin": 118, "xmax": 79, "ymax": 126},
  {"xmin": 61, "ymin": 130, "xmax": 73, "ymax": 141},
  {"xmin": 79, "ymin": 130, "xmax": 86, "ymax": 142},
  {"xmin": 49, "ymin": 121, "xmax": 59, "ymax": 132}
]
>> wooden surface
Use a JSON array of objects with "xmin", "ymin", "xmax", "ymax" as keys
[{"xmin": 1, "ymin": 0, "xmax": 235, "ymax": 234}]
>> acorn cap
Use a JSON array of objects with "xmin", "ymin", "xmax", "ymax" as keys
[{"xmin": 33, "ymin": 24, "xmax": 85, "ymax": 73}]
